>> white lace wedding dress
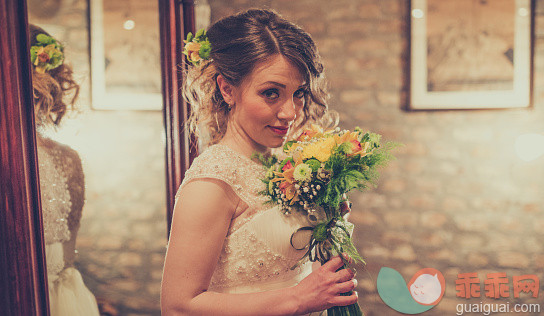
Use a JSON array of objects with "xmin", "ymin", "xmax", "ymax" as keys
[
  {"xmin": 177, "ymin": 144, "xmax": 326, "ymax": 315},
  {"xmin": 38, "ymin": 136, "xmax": 100, "ymax": 316}
]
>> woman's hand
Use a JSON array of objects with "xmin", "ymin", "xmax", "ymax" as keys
[{"xmin": 291, "ymin": 255, "xmax": 358, "ymax": 314}]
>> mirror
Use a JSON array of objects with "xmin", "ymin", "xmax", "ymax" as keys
[{"xmin": 28, "ymin": 0, "xmax": 170, "ymax": 314}]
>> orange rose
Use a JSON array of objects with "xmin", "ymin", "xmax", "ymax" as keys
[{"xmin": 34, "ymin": 47, "xmax": 50, "ymax": 65}]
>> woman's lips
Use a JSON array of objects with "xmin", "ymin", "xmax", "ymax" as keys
[{"xmin": 268, "ymin": 126, "xmax": 289, "ymax": 135}]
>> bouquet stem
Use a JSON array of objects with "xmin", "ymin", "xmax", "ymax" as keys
[{"xmin": 326, "ymin": 265, "xmax": 364, "ymax": 316}]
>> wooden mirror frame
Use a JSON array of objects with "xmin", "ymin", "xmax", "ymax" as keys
[
  {"xmin": 0, "ymin": 0, "xmax": 196, "ymax": 313},
  {"xmin": 160, "ymin": 0, "xmax": 199, "ymax": 235}
]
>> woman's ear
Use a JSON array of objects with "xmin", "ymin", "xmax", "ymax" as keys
[{"xmin": 216, "ymin": 75, "xmax": 236, "ymax": 106}]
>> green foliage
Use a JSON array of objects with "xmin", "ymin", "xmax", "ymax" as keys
[
  {"xmin": 312, "ymin": 222, "xmax": 329, "ymax": 242},
  {"xmin": 195, "ymin": 28, "xmax": 205, "ymax": 39},
  {"xmin": 336, "ymin": 142, "xmax": 352, "ymax": 155},
  {"xmin": 36, "ymin": 34, "xmax": 54, "ymax": 45},
  {"xmin": 199, "ymin": 41, "xmax": 211, "ymax": 59},
  {"xmin": 360, "ymin": 131, "xmax": 381, "ymax": 150},
  {"xmin": 251, "ymin": 152, "xmax": 277, "ymax": 168},
  {"xmin": 30, "ymin": 46, "xmax": 38, "ymax": 62},
  {"xmin": 283, "ymin": 140, "xmax": 296, "ymax": 152},
  {"xmin": 305, "ymin": 158, "xmax": 321, "ymax": 172}
]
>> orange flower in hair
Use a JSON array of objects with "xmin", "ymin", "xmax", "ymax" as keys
[{"xmin": 183, "ymin": 29, "xmax": 211, "ymax": 66}]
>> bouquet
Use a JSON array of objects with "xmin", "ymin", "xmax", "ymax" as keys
[{"xmin": 254, "ymin": 125, "xmax": 396, "ymax": 316}]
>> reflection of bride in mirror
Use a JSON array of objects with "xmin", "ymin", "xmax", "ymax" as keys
[{"xmin": 30, "ymin": 24, "xmax": 100, "ymax": 316}]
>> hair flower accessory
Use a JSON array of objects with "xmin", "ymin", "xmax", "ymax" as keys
[
  {"xmin": 30, "ymin": 34, "xmax": 64, "ymax": 73},
  {"xmin": 183, "ymin": 28, "xmax": 211, "ymax": 66}
]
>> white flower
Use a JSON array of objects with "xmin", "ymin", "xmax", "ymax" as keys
[
  {"xmin": 303, "ymin": 187, "xmax": 309, "ymax": 193},
  {"xmin": 316, "ymin": 185, "xmax": 321, "ymax": 190},
  {"xmin": 293, "ymin": 163, "xmax": 313, "ymax": 182}
]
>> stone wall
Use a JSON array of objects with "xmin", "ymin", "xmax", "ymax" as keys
[{"xmin": 208, "ymin": 1, "xmax": 544, "ymax": 315}]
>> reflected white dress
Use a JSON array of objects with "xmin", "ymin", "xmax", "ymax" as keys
[
  {"xmin": 38, "ymin": 137, "xmax": 100, "ymax": 316},
  {"xmin": 177, "ymin": 144, "xmax": 326, "ymax": 315}
]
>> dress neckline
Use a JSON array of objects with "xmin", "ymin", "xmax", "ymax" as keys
[{"xmin": 213, "ymin": 143, "xmax": 263, "ymax": 166}]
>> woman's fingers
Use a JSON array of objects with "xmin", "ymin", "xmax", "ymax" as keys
[
  {"xmin": 335, "ymin": 278, "xmax": 357, "ymax": 294},
  {"xmin": 335, "ymin": 267, "xmax": 355, "ymax": 283},
  {"xmin": 331, "ymin": 291, "xmax": 359, "ymax": 306},
  {"xmin": 322, "ymin": 255, "xmax": 346, "ymax": 272}
]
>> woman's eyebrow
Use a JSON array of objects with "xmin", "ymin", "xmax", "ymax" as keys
[
  {"xmin": 258, "ymin": 81, "xmax": 286, "ymax": 88},
  {"xmin": 257, "ymin": 81, "xmax": 307, "ymax": 89}
]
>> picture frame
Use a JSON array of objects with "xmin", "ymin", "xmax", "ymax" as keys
[
  {"xmin": 90, "ymin": 0, "xmax": 162, "ymax": 110},
  {"xmin": 409, "ymin": 0, "xmax": 534, "ymax": 110}
]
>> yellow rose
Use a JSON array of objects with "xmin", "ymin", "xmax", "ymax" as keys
[
  {"xmin": 185, "ymin": 42, "xmax": 201, "ymax": 62},
  {"xmin": 301, "ymin": 137, "xmax": 337, "ymax": 162}
]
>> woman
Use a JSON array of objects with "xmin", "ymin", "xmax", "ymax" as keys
[
  {"xmin": 30, "ymin": 24, "xmax": 100, "ymax": 316},
  {"xmin": 161, "ymin": 9, "xmax": 357, "ymax": 315}
]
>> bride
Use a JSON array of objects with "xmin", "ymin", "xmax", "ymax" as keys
[
  {"xmin": 30, "ymin": 24, "xmax": 100, "ymax": 316},
  {"xmin": 161, "ymin": 9, "xmax": 357, "ymax": 315}
]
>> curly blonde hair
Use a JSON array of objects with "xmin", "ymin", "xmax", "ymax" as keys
[
  {"xmin": 184, "ymin": 9, "xmax": 335, "ymax": 145},
  {"xmin": 30, "ymin": 25, "xmax": 79, "ymax": 127}
]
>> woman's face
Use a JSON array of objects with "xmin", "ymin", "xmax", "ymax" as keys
[{"xmin": 223, "ymin": 55, "xmax": 306, "ymax": 151}]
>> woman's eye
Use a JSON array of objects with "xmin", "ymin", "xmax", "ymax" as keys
[
  {"xmin": 294, "ymin": 89, "xmax": 306, "ymax": 99},
  {"xmin": 262, "ymin": 89, "xmax": 280, "ymax": 100}
]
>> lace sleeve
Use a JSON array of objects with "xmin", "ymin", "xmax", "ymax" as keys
[
  {"xmin": 57, "ymin": 145, "xmax": 85, "ymax": 267},
  {"xmin": 175, "ymin": 144, "xmax": 267, "ymax": 209},
  {"xmin": 59, "ymin": 146, "xmax": 85, "ymax": 237},
  {"xmin": 38, "ymin": 140, "xmax": 72, "ymax": 245}
]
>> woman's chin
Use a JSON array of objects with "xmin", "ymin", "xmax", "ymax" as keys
[
  {"xmin": 269, "ymin": 138, "xmax": 288, "ymax": 148},
  {"xmin": 256, "ymin": 135, "xmax": 288, "ymax": 149}
]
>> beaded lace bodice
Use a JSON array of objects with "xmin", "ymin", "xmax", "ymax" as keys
[
  {"xmin": 37, "ymin": 136, "xmax": 85, "ymax": 275},
  {"xmin": 177, "ymin": 144, "xmax": 313, "ymax": 292}
]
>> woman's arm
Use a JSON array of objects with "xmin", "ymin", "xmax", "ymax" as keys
[
  {"xmin": 160, "ymin": 178, "xmax": 299, "ymax": 316},
  {"xmin": 161, "ymin": 179, "xmax": 358, "ymax": 316}
]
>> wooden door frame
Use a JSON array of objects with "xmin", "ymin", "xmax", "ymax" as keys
[
  {"xmin": 0, "ymin": 0, "xmax": 196, "ymax": 313},
  {"xmin": 160, "ymin": 0, "xmax": 198, "ymax": 235}
]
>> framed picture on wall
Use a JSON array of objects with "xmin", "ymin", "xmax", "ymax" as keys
[
  {"xmin": 90, "ymin": 0, "xmax": 162, "ymax": 110},
  {"xmin": 409, "ymin": 0, "xmax": 534, "ymax": 110}
]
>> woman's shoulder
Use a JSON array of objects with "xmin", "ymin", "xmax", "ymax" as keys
[
  {"xmin": 38, "ymin": 136, "xmax": 82, "ymax": 168},
  {"xmin": 177, "ymin": 144, "xmax": 266, "ymax": 201},
  {"xmin": 184, "ymin": 144, "xmax": 262, "ymax": 182}
]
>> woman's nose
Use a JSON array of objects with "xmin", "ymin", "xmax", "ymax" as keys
[{"xmin": 277, "ymin": 98, "xmax": 297, "ymax": 122}]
